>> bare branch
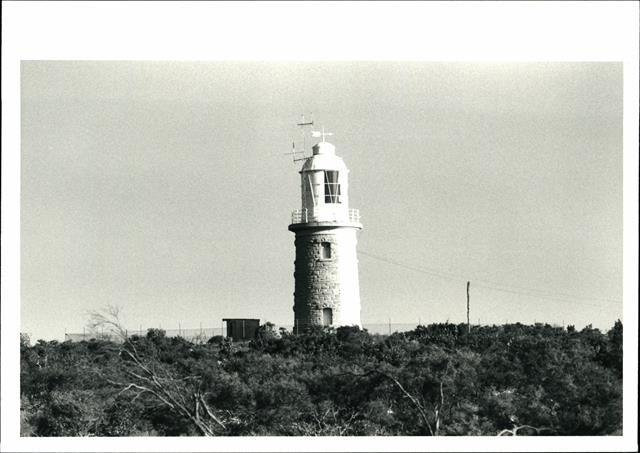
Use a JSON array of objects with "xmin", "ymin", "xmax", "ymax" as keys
[
  {"xmin": 85, "ymin": 305, "xmax": 128, "ymax": 341},
  {"xmin": 498, "ymin": 424, "xmax": 554, "ymax": 436},
  {"xmin": 379, "ymin": 371, "xmax": 435, "ymax": 436},
  {"xmin": 344, "ymin": 366, "xmax": 444, "ymax": 436},
  {"xmin": 199, "ymin": 394, "xmax": 227, "ymax": 430},
  {"xmin": 86, "ymin": 305, "xmax": 229, "ymax": 436}
]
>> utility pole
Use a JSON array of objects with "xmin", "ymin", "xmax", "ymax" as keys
[{"xmin": 466, "ymin": 281, "xmax": 470, "ymax": 334}]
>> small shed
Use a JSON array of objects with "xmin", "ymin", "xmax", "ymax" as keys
[{"xmin": 223, "ymin": 318, "xmax": 260, "ymax": 341}]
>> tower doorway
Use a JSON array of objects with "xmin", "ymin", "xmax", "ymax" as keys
[{"xmin": 322, "ymin": 308, "xmax": 333, "ymax": 326}]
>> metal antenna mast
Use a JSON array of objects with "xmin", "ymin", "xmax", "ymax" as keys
[{"xmin": 284, "ymin": 113, "xmax": 315, "ymax": 162}]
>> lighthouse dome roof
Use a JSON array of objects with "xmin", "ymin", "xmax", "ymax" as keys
[
  {"xmin": 312, "ymin": 141, "xmax": 335, "ymax": 155},
  {"xmin": 301, "ymin": 142, "xmax": 349, "ymax": 173}
]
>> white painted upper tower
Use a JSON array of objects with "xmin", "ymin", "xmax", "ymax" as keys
[{"xmin": 289, "ymin": 136, "xmax": 363, "ymax": 330}]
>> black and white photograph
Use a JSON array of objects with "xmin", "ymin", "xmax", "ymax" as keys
[{"xmin": 2, "ymin": 2, "xmax": 638, "ymax": 452}]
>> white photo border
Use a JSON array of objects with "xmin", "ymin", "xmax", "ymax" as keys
[{"xmin": 2, "ymin": 1, "xmax": 638, "ymax": 452}]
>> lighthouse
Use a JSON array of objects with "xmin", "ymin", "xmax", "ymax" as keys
[{"xmin": 289, "ymin": 135, "xmax": 363, "ymax": 330}]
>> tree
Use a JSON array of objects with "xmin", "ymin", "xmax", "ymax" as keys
[
  {"xmin": 87, "ymin": 306, "xmax": 232, "ymax": 436},
  {"xmin": 605, "ymin": 320, "xmax": 623, "ymax": 378},
  {"xmin": 86, "ymin": 305, "xmax": 128, "ymax": 341}
]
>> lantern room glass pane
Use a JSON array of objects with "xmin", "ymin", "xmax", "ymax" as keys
[{"xmin": 324, "ymin": 171, "xmax": 340, "ymax": 203}]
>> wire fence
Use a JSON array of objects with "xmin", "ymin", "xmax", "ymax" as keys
[
  {"xmin": 64, "ymin": 327, "xmax": 226, "ymax": 344},
  {"xmin": 63, "ymin": 322, "xmax": 426, "ymax": 343}
]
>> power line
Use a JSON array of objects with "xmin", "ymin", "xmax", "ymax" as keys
[
  {"xmin": 358, "ymin": 249, "xmax": 619, "ymax": 307},
  {"xmin": 472, "ymin": 282, "xmax": 613, "ymax": 309},
  {"xmin": 357, "ymin": 250, "xmax": 469, "ymax": 282},
  {"xmin": 357, "ymin": 249, "xmax": 621, "ymax": 308}
]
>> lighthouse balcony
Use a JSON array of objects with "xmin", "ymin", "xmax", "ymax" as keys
[{"xmin": 291, "ymin": 208, "xmax": 361, "ymax": 225}]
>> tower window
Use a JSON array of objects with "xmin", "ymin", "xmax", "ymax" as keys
[
  {"xmin": 321, "ymin": 242, "xmax": 332, "ymax": 260},
  {"xmin": 323, "ymin": 308, "xmax": 333, "ymax": 326},
  {"xmin": 324, "ymin": 171, "xmax": 340, "ymax": 203}
]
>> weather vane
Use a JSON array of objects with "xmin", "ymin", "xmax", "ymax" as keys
[{"xmin": 311, "ymin": 126, "xmax": 333, "ymax": 142}]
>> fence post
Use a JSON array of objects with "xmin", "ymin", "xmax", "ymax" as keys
[{"xmin": 466, "ymin": 281, "xmax": 470, "ymax": 334}]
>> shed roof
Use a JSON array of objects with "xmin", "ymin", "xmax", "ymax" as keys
[{"xmin": 223, "ymin": 318, "xmax": 260, "ymax": 322}]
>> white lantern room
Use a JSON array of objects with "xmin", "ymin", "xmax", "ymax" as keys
[{"xmin": 294, "ymin": 141, "xmax": 359, "ymax": 225}]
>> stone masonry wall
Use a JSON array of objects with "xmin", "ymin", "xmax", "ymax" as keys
[{"xmin": 293, "ymin": 232, "xmax": 343, "ymax": 329}]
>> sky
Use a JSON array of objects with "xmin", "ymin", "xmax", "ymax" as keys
[{"xmin": 21, "ymin": 61, "xmax": 623, "ymax": 340}]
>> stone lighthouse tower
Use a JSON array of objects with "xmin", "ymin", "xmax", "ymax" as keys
[{"xmin": 289, "ymin": 135, "xmax": 363, "ymax": 330}]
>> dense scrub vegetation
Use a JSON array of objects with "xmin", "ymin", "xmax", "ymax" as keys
[{"xmin": 20, "ymin": 321, "xmax": 622, "ymax": 436}]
